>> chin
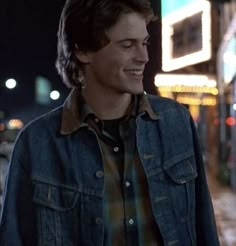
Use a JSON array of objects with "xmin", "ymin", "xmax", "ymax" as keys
[{"xmin": 127, "ymin": 87, "xmax": 144, "ymax": 95}]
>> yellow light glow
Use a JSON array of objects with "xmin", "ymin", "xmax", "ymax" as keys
[
  {"xmin": 8, "ymin": 119, "xmax": 24, "ymax": 129},
  {"xmin": 176, "ymin": 95, "xmax": 216, "ymax": 106},
  {"xmin": 158, "ymin": 86, "xmax": 218, "ymax": 95},
  {"xmin": 155, "ymin": 74, "xmax": 216, "ymax": 87},
  {"xmin": 155, "ymin": 73, "xmax": 218, "ymax": 95},
  {"xmin": 162, "ymin": 0, "xmax": 211, "ymax": 71},
  {"xmin": 189, "ymin": 105, "xmax": 200, "ymax": 121}
]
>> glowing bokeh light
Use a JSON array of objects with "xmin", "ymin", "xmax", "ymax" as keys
[
  {"xmin": 50, "ymin": 90, "xmax": 60, "ymax": 100},
  {"xmin": 5, "ymin": 79, "xmax": 17, "ymax": 89}
]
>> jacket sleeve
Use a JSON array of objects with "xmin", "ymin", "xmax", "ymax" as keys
[
  {"xmin": 190, "ymin": 116, "xmax": 220, "ymax": 245},
  {"xmin": 0, "ymin": 134, "xmax": 36, "ymax": 245}
]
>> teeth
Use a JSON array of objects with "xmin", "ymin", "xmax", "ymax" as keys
[{"xmin": 128, "ymin": 70, "xmax": 143, "ymax": 76}]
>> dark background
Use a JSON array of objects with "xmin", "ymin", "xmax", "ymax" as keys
[
  {"xmin": 0, "ymin": 0, "xmax": 162, "ymax": 121},
  {"xmin": 0, "ymin": 0, "xmax": 68, "ymax": 109}
]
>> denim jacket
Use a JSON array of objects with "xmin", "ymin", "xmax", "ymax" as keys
[{"xmin": 0, "ymin": 94, "xmax": 219, "ymax": 246}]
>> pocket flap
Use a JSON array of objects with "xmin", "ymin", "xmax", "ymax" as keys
[
  {"xmin": 164, "ymin": 156, "xmax": 198, "ymax": 184},
  {"xmin": 32, "ymin": 181, "xmax": 79, "ymax": 211}
]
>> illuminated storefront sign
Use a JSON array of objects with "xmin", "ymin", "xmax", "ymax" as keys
[
  {"xmin": 161, "ymin": 0, "xmax": 212, "ymax": 71},
  {"xmin": 218, "ymin": 15, "xmax": 236, "ymax": 86},
  {"xmin": 158, "ymin": 86, "xmax": 218, "ymax": 95},
  {"xmin": 155, "ymin": 74, "xmax": 217, "ymax": 89},
  {"xmin": 176, "ymin": 95, "xmax": 216, "ymax": 106},
  {"xmin": 162, "ymin": 0, "xmax": 197, "ymax": 17},
  {"xmin": 155, "ymin": 73, "xmax": 218, "ymax": 106},
  {"xmin": 223, "ymin": 35, "xmax": 236, "ymax": 84}
]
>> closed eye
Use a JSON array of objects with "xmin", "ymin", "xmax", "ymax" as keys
[
  {"xmin": 120, "ymin": 40, "xmax": 134, "ymax": 49},
  {"xmin": 117, "ymin": 36, "xmax": 150, "ymax": 49}
]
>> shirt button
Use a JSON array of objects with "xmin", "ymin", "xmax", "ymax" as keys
[
  {"xmin": 128, "ymin": 219, "xmax": 134, "ymax": 225},
  {"xmin": 95, "ymin": 217, "xmax": 103, "ymax": 225},
  {"xmin": 125, "ymin": 181, "xmax": 131, "ymax": 187},
  {"xmin": 96, "ymin": 171, "xmax": 104, "ymax": 178},
  {"xmin": 113, "ymin": 146, "xmax": 119, "ymax": 152}
]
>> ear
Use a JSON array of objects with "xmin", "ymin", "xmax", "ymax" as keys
[{"xmin": 75, "ymin": 50, "xmax": 92, "ymax": 64}]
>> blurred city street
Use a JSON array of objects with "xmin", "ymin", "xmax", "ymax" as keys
[{"xmin": 208, "ymin": 172, "xmax": 236, "ymax": 246}]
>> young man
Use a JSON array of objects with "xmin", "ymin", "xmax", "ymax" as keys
[{"xmin": 0, "ymin": 0, "xmax": 220, "ymax": 245}]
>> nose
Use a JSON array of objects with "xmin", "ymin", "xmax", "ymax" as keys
[{"xmin": 135, "ymin": 45, "xmax": 149, "ymax": 64}]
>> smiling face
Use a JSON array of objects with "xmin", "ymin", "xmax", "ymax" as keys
[{"xmin": 78, "ymin": 12, "xmax": 150, "ymax": 96}]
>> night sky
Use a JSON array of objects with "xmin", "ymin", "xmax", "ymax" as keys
[
  {"xmin": 0, "ymin": 0, "xmax": 161, "ymax": 122},
  {"xmin": 0, "ymin": 0, "xmax": 68, "ymax": 108}
]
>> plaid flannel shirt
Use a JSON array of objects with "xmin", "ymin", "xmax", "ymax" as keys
[{"xmin": 64, "ymin": 89, "xmax": 163, "ymax": 245}]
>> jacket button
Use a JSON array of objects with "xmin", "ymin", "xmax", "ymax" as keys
[
  {"xmin": 128, "ymin": 219, "xmax": 134, "ymax": 225},
  {"xmin": 125, "ymin": 181, "xmax": 131, "ymax": 187},
  {"xmin": 95, "ymin": 217, "xmax": 103, "ymax": 225},
  {"xmin": 96, "ymin": 170, "xmax": 104, "ymax": 178},
  {"xmin": 113, "ymin": 146, "xmax": 119, "ymax": 152}
]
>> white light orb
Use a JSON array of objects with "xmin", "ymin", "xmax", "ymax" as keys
[
  {"xmin": 5, "ymin": 78, "xmax": 17, "ymax": 89},
  {"xmin": 50, "ymin": 90, "xmax": 60, "ymax": 100}
]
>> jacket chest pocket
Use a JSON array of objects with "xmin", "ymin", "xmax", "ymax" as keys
[
  {"xmin": 32, "ymin": 181, "xmax": 79, "ymax": 246},
  {"xmin": 164, "ymin": 155, "xmax": 198, "ymax": 222}
]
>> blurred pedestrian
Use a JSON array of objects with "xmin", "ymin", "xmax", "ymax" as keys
[{"xmin": 0, "ymin": 0, "xmax": 220, "ymax": 245}]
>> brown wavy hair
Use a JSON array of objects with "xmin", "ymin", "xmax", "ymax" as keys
[{"xmin": 56, "ymin": 0, "xmax": 155, "ymax": 88}]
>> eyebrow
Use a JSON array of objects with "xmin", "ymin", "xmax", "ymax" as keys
[{"xmin": 116, "ymin": 35, "xmax": 150, "ymax": 44}]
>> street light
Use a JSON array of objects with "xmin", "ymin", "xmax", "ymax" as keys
[
  {"xmin": 50, "ymin": 90, "xmax": 60, "ymax": 100},
  {"xmin": 5, "ymin": 79, "xmax": 17, "ymax": 89}
]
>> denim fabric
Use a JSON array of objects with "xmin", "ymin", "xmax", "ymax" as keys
[{"xmin": 0, "ymin": 94, "xmax": 220, "ymax": 246}]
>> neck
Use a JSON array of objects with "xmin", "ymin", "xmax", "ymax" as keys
[{"xmin": 82, "ymin": 88, "xmax": 132, "ymax": 120}]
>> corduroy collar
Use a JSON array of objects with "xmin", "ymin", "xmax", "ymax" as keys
[{"xmin": 60, "ymin": 88, "xmax": 159, "ymax": 135}]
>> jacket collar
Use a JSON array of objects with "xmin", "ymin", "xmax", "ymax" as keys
[{"xmin": 60, "ymin": 89, "xmax": 159, "ymax": 135}]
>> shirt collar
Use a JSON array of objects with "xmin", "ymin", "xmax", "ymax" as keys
[
  {"xmin": 136, "ymin": 93, "xmax": 160, "ymax": 120},
  {"xmin": 60, "ymin": 89, "xmax": 92, "ymax": 135},
  {"xmin": 60, "ymin": 89, "xmax": 159, "ymax": 135}
]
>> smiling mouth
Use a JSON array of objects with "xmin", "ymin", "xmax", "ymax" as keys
[{"xmin": 125, "ymin": 69, "xmax": 144, "ymax": 76}]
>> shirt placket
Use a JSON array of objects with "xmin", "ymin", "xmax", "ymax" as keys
[{"xmin": 120, "ymin": 118, "xmax": 139, "ymax": 246}]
